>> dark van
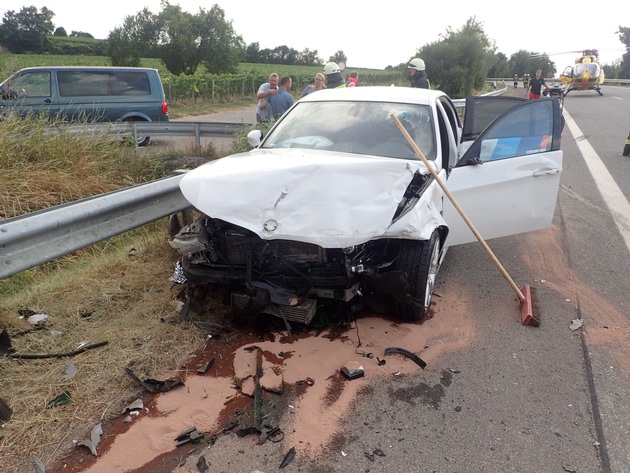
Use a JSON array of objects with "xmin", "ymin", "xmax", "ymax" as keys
[{"xmin": 0, "ymin": 66, "xmax": 169, "ymax": 145}]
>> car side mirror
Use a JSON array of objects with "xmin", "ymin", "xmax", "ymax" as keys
[
  {"xmin": 466, "ymin": 156, "xmax": 483, "ymax": 165},
  {"xmin": 247, "ymin": 130, "xmax": 263, "ymax": 148}
]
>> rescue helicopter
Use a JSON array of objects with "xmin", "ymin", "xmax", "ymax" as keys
[{"xmin": 558, "ymin": 49, "xmax": 605, "ymax": 96}]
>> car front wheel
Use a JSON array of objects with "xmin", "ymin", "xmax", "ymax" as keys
[{"xmin": 394, "ymin": 230, "xmax": 441, "ymax": 321}]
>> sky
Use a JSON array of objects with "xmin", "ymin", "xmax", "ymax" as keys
[{"xmin": 10, "ymin": 1, "xmax": 629, "ymax": 73}]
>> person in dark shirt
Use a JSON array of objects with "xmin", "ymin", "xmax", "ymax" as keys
[
  {"xmin": 408, "ymin": 58, "xmax": 430, "ymax": 89},
  {"xmin": 525, "ymin": 69, "xmax": 549, "ymax": 100}
]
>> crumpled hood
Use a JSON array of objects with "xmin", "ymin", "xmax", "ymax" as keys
[{"xmin": 179, "ymin": 148, "xmax": 437, "ymax": 248}]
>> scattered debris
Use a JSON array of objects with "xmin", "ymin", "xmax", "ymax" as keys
[
  {"xmin": 384, "ymin": 347, "xmax": 427, "ymax": 369},
  {"xmin": 63, "ymin": 363, "xmax": 77, "ymax": 381},
  {"xmin": 376, "ymin": 357, "xmax": 386, "ymax": 366},
  {"xmin": 0, "ymin": 329, "xmax": 13, "ymax": 355},
  {"xmin": 193, "ymin": 321, "xmax": 231, "ymax": 338},
  {"xmin": 47, "ymin": 391, "xmax": 71, "ymax": 408},
  {"xmin": 570, "ymin": 319, "xmax": 584, "ymax": 331},
  {"xmin": 124, "ymin": 367, "xmax": 183, "ymax": 393},
  {"xmin": 169, "ymin": 261, "xmax": 187, "ymax": 284},
  {"xmin": 196, "ymin": 358, "xmax": 215, "ymax": 374},
  {"xmin": 364, "ymin": 451, "xmax": 375, "ymax": 461},
  {"xmin": 373, "ymin": 448, "xmax": 386, "ymax": 457},
  {"xmin": 121, "ymin": 398, "xmax": 144, "ymax": 414},
  {"xmin": 26, "ymin": 313, "xmax": 49, "ymax": 325},
  {"xmin": 175, "ymin": 426, "xmax": 204, "ymax": 447},
  {"xmin": 0, "ymin": 397, "xmax": 12, "ymax": 422},
  {"xmin": 76, "ymin": 423, "xmax": 103, "ymax": 456},
  {"xmin": 341, "ymin": 361, "xmax": 365, "ymax": 380},
  {"xmin": 9, "ymin": 341, "xmax": 109, "ymax": 360},
  {"xmin": 356, "ymin": 350, "xmax": 374, "ymax": 358},
  {"xmin": 196, "ymin": 454, "xmax": 208, "ymax": 473},
  {"xmin": 32, "ymin": 457, "xmax": 46, "ymax": 473},
  {"xmin": 279, "ymin": 447, "xmax": 296, "ymax": 469}
]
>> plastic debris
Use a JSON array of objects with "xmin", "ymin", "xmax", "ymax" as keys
[
  {"xmin": 0, "ymin": 329, "xmax": 13, "ymax": 356},
  {"xmin": 27, "ymin": 314, "xmax": 49, "ymax": 325},
  {"xmin": 76, "ymin": 423, "xmax": 103, "ymax": 456},
  {"xmin": 384, "ymin": 347, "xmax": 427, "ymax": 369},
  {"xmin": 47, "ymin": 391, "xmax": 71, "ymax": 408},
  {"xmin": 279, "ymin": 447, "xmax": 296, "ymax": 468},
  {"xmin": 63, "ymin": 363, "xmax": 77, "ymax": 381},
  {"xmin": 124, "ymin": 367, "xmax": 183, "ymax": 393},
  {"xmin": 32, "ymin": 457, "xmax": 46, "ymax": 473},
  {"xmin": 341, "ymin": 361, "xmax": 364, "ymax": 380},
  {"xmin": 175, "ymin": 426, "xmax": 204, "ymax": 446},
  {"xmin": 121, "ymin": 398, "xmax": 144, "ymax": 414},
  {"xmin": 355, "ymin": 350, "xmax": 374, "ymax": 358},
  {"xmin": 170, "ymin": 261, "xmax": 187, "ymax": 284},
  {"xmin": 197, "ymin": 358, "xmax": 215, "ymax": 374},
  {"xmin": 196, "ymin": 454, "xmax": 208, "ymax": 473},
  {"xmin": 0, "ymin": 397, "xmax": 12, "ymax": 422},
  {"xmin": 570, "ymin": 319, "xmax": 583, "ymax": 331}
]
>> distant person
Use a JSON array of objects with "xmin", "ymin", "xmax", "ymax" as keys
[
  {"xmin": 255, "ymin": 73, "xmax": 279, "ymax": 122},
  {"xmin": 269, "ymin": 75, "xmax": 294, "ymax": 119},
  {"xmin": 323, "ymin": 62, "xmax": 346, "ymax": 89},
  {"xmin": 346, "ymin": 71, "xmax": 359, "ymax": 87},
  {"xmin": 513, "ymin": 74, "xmax": 518, "ymax": 89},
  {"xmin": 525, "ymin": 69, "xmax": 548, "ymax": 100},
  {"xmin": 301, "ymin": 72, "xmax": 326, "ymax": 97},
  {"xmin": 408, "ymin": 58, "xmax": 429, "ymax": 89}
]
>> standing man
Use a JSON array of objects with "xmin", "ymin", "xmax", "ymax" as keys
[
  {"xmin": 408, "ymin": 58, "xmax": 429, "ymax": 89},
  {"xmin": 256, "ymin": 73, "xmax": 279, "ymax": 122},
  {"xmin": 525, "ymin": 69, "xmax": 549, "ymax": 100},
  {"xmin": 513, "ymin": 74, "xmax": 518, "ymax": 89},
  {"xmin": 269, "ymin": 75, "xmax": 294, "ymax": 120}
]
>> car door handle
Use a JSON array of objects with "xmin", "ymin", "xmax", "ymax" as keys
[
  {"xmin": 44, "ymin": 98, "xmax": 53, "ymax": 104},
  {"xmin": 532, "ymin": 168, "xmax": 560, "ymax": 177}
]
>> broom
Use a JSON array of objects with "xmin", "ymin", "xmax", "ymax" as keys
[{"xmin": 391, "ymin": 114, "xmax": 537, "ymax": 326}]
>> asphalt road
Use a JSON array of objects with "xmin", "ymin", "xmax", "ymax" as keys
[{"xmin": 151, "ymin": 88, "xmax": 630, "ymax": 473}]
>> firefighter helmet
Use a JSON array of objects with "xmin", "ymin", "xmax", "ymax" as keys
[{"xmin": 408, "ymin": 58, "xmax": 426, "ymax": 71}]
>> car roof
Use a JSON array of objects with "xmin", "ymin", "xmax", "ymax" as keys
[
  {"xmin": 15, "ymin": 66, "xmax": 159, "ymax": 73},
  {"xmin": 298, "ymin": 86, "xmax": 447, "ymax": 106}
]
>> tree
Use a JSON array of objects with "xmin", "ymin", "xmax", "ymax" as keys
[
  {"xmin": 108, "ymin": 2, "xmax": 243, "ymax": 75},
  {"xmin": 53, "ymin": 26, "xmax": 67, "ymax": 36},
  {"xmin": 108, "ymin": 8, "xmax": 159, "ymax": 67},
  {"xmin": 617, "ymin": 26, "xmax": 630, "ymax": 79},
  {"xmin": 509, "ymin": 50, "xmax": 555, "ymax": 79},
  {"xmin": 0, "ymin": 6, "xmax": 54, "ymax": 53},
  {"xmin": 416, "ymin": 17, "xmax": 492, "ymax": 97},
  {"xmin": 245, "ymin": 42, "xmax": 261, "ymax": 63},
  {"xmin": 70, "ymin": 31, "xmax": 94, "ymax": 39},
  {"xmin": 329, "ymin": 50, "xmax": 347, "ymax": 64}
]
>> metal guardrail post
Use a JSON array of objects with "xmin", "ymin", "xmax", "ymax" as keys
[{"xmin": 194, "ymin": 123, "xmax": 201, "ymax": 154}]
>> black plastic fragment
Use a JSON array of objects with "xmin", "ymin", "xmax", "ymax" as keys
[
  {"xmin": 124, "ymin": 367, "xmax": 183, "ymax": 393},
  {"xmin": 197, "ymin": 358, "xmax": 215, "ymax": 374},
  {"xmin": 384, "ymin": 347, "xmax": 427, "ymax": 369},
  {"xmin": 196, "ymin": 454, "xmax": 208, "ymax": 473},
  {"xmin": 0, "ymin": 397, "xmax": 13, "ymax": 422},
  {"xmin": 280, "ymin": 446, "xmax": 296, "ymax": 468}
]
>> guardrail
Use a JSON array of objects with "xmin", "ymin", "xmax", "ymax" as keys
[
  {"xmin": 50, "ymin": 121, "xmax": 247, "ymax": 152},
  {"xmin": 0, "ymin": 174, "xmax": 190, "ymax": 279}
]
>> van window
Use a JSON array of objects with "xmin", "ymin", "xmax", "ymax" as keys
[
  {"xmin": 57, "ymin": 71, "xmax": 152, "ymax": 97},
  {"xmin": 10, "ymin": 71, "xmax": 51, "ymax": 98}
]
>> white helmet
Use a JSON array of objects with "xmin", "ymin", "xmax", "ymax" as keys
[
  {"xmin": 408, "ymin": 58, "xmax": 426, "ymax": 71},
  {"xmin": 324, "ymin": 62, "xmax": 341, "ymax": 74}
]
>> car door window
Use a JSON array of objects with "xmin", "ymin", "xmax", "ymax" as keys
[
  {"xmin": 8, "ymin": 71, "xmax": 51, "ymax": 98},
  {"xmin": 458, "ymin": 99, "xmax": 558, "ymax": 164}
]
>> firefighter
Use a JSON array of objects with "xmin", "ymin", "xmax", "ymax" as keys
[{"xmin": 408, "ymin": 58, "xmax": 430, "ymax": 89}]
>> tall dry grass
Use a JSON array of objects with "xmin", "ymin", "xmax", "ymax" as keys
[
  {"xmin": 0, "ymin": 115, "xmax": 215, "ymax": 472},
  {"xmin": 0, "ymin": 114, "xmax": 168, "ymax": 219}
]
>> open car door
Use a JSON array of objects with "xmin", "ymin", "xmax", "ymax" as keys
[{"xmin": 444, "ymin": 97, "xmax": 564, "ymax": 246}]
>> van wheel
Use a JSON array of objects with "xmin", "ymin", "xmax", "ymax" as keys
[{"xmin": 123, "ymin": 119, "xmax": 150, "ymax": 147}]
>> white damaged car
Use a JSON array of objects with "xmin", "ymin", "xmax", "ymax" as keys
[{"xmin": 170, "ymin": 86, "xmax": 563, "ymax": 324}]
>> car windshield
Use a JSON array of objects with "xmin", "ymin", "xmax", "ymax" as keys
[{"xmin": 262, "ymin": 101, "xmax": 436, "ymax": 161}]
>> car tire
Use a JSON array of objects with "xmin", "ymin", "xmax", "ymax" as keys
[{"xmin": 394, "ymin": 230, "xmax": 441, "ymax": 321}]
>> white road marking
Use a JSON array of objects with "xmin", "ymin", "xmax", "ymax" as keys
[{"xmin": 563, "ymin": 110, "xmax": 630, "ymax": 251}]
